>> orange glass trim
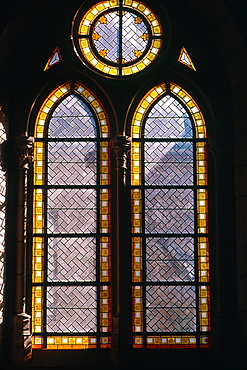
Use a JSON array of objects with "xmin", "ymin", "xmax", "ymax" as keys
[
  {"xmin": 100, "ymin": 336, "xmax": 112, "ymax": 348},
  {"xmin": 132, "ymin": 286, "xmax": 143, "ymax": 333},
  {"xmin": 77, "ymin": 0, "xmax": 162, "ymax": 76},
  {"xmin": 34, "ymin": 83, "xmax": 71, "ymax": 139},
  {"xmin": 199, "ymin": 286, "xmax": 211, "ymax": 332},
  {"xmin": 200, "ymin": 335, "xmax": 211, "ymax": 348},
  {"xmin": 197, "ymin": 141, "xmax": 208, "ymax": 186},
  {"xmin": 130, "ymin": 83, "xmax": 167, "ymax": 139},
  {"xmin": 100, "ymin": 142, "xmax": 110, "ymax": 185},
  {"xmin": 100, "ymin": 236, "xmax": 111, "ymax": 283},
  {"xmin": 32, "ymin": 237, "xmax": 44, "ymax": 283},
  {"xmin": 100, "ymin": 189, "xmax": 111, "ymax": 233},
  {"xmin": 130, "ymin": 82, "xmax": 210, "ymax": 348},
  {"xmin": 74, "ymin": 82, "xmax": 110, "ymax": 138},
  {"xmin": 33, "ymin": 82, "xmax": 111, "ymax": 349},
  {"xmin": 170, "ymin": 83, "xmax": 206, "ymax": 139},
  {"xmin": 46, "ymin": 336, "xmax": 97, "ymax": 349},
  {"xmin": 178, "ymin": 46, "xmax": 196, "ymax": 71},
  {"xmin": 132, "ymin": 237, "xmax": 142, "ymax": 283},
  {"xmin": 122, "ymin": 39, "xmax": 162, "ymax": 76},
  {"xmin": 198, "ymin": 237, "xmax": 210, "ymax": 283},
  {"xmin": 44, "ymin": 47, "xmax": 62, "ymax": 71},
  {"xmin": 197, "ymin": 189, "xmax": 208, "ymax": 234},
  {"xmin": 100, "ymin": 285, "xmax": 112, "ymax": 332},
  {"xmin": 32, "ymin": 286, "xmax": 44, "ymax": 334},
  {"xmin": 131, "ymin": 141, "xmax": 141, "ymax": 185},
  {"xmin": 123, "ymin": 0, "xmax": 162, "ymax": 36},
  {"xmin": 146, "ymin": 335, "xmax": 197, "ymax": 348},
  {"xmin": 32, "ymin": 336, "xmax": 44, "ymax": 349},
  {"xmin": 133, "ymin": 335, "xmax": 143, "ymax": 348},
  {"xmin": 131, "ymin": 189, "xmax": 142, "ymax": 234}
]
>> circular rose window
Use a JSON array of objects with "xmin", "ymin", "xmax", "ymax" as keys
[{"xmin": 72, "ymin": 0, "xmax": 163, "ymax": 77}]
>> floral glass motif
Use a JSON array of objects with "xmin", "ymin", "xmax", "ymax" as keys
[
  {"xmin": 73, "ymin": 0, "xmax": 162, "ymax": 76},
  {"xmin": 131, "ymin": 82, "xmax": 210, "ymax": 349},
  {"xmin": 32, "ymin": 82, "xmax": 111, "ymax": 349}
]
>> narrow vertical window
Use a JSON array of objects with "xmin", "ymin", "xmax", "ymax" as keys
[
  {"xmin": 32, "ymin": 82, "xmax": 111, "ymax": 349},
  {"xmin": 0, "ymin": 119, "xmax": 6, "ymax": 325},
  {"xmin": 131, "ymin": 82, "xmax": 210, "ymax": 349}
]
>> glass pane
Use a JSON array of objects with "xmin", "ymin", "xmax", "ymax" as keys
[
  {"xmin": 47, "ymin": 189, "xmax": 97, "ymax": 233},
  {"xmin": 48, "ymin": 142, "xmax": 97, "ymax": 185},
  {"xmin": 144, "ymin": 142, "xmax": 193, "ymax": 185},
  {"xmin": 48, "ymin": 95, "xmax": 97, "ymax": 138},
  {"xmin": 145, "ymin": 189, "xmax": 194, "ymax": 233},
  {"xmin": 93, "ymin": 11, "xmax": 119, "ymax": 63},
  {"xmin": 144, "ymin": 96, "xmax": 193, "ymax": 138},
  {"xmin": 46, "ymin": 286, "xmax": 97, "ymax": 332},
  {"xmin": 146, "ymin": 237, "xmax": 194, "ymax": 282},
  {"xmin": 47, "ymin": 237, "xmax": 96, "ymax": 282},
  {"xmin": 146, "ymin": 286, "xmax": 196, "ymax": 332},
  {"xmin": 122, "ymin": 11, "xmax": 149, "ymax": 63}
]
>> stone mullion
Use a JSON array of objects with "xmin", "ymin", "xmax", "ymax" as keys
[
  {"xmin": 111, "ymin": 135, "xmax": 131, "ymax": 365},
  {"xmin": 11, "ymin": 135, "xmax": 34, "ymax": 366}
]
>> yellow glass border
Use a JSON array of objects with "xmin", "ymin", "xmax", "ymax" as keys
[
  {"xmin": 178, "ymin": 46, "xmax": 196, "ymax": 71},
  {"xmin": 76, "ymin": 0, "xmax": 162, "ymax": 76},
  {"xmin": 130, "ymin": 82, "xmax": 210, "ymax": 346},
  {"xmin": 33, "ymin": 82, "xmax": 111, "ymax": 349}
]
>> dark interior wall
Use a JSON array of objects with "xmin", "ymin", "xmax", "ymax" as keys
[{"xmin": 0, "ymin": 0, "xmax": 246, "ymax": 368}]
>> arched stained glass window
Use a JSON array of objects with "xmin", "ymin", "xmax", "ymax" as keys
[
  {"xmin": 32, "ymin": 82, "xmax": 111, "ymax": 349},
  {"xmin": 131, "ymin": 82, "xmax": 210, "ymax": 348},
  {"xmin": 72, "ymin": 0, "xmax": 162, "ymax": 77}
]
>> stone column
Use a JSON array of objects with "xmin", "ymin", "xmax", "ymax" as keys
[
  {"xmin": 111, "ymin": 135, "xmax": 131, "ymax": 366},
  {"xmin": 12, "ymin": 135, "xmax": 34, "ymax": 365}
]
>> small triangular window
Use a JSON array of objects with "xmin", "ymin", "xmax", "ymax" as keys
[{"xmin": 178, "ymin": 46, "xmax": 196, "ymax": 70}]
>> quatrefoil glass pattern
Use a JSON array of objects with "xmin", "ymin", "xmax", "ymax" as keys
[{"xmin": 72, "ymin": 0, "xmax": 162, "ymax": 77}]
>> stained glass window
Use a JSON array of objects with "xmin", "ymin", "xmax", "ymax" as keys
[
  {"xmin": 131, "ymin": 82, "xmax": 210, "ymax": 349},
  {"xmin": 178, "ymin": 47, "xmax": 196, "ymax": 71},
  {"xmin": 44, "ymin": 47, "xmax": 62, "ymax": 71},
  {"xmin": 72, "ymin": 0, "xmax": 162, "ymax": 77},
  {"xmin": 32, "ymin": 82, "xmax": 111, "ymax": 349}
]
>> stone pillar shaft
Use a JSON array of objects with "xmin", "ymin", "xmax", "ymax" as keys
[
  {"xmin": 111, "ymin": 136, "xmax": 131, "ymax": 365},
  {"xmin": 12, "ymin": 135, "xmax": 34, "ymax": 365}
]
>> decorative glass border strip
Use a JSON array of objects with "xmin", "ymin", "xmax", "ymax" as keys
[
  {"xmin": 32, "ymin": 82, "xmax": 111, "ymax": 349},
  {"xmin": 170, "ymin": 83, "xmax": 206, "ymax": 139},
  {"xmin": 130, "ymin": 81, "xmax": 210, "ymax": 348},
  {"xmin": 76, "ymin": 0, "xmax": 162, "ymax": 76}
]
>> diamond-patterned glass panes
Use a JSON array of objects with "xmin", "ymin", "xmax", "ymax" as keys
[
  {"xmin": 47, "ymin": 189, "xmax": 97, "ymax": 234},
  {"xmin": 145, "ymin": 189, "xmax": 194, "ymax": 234},
  {"xmin": 46, "ymin": 286, "xmax": 97, "ymax": 332},
  {"xmin": 33, "ymin": 82, "xmax": 111, "ymax": 349},
  {"xmin": 49, "ymin": 95, "xmax": 96, "ymax": 138},
  {"xmin": 144, "ymin": 142, "xmax": 193, "ymax": 186},
  {"xmin": 47, "ymin": 237, "xmax": 96, "ymax": 282},
  {"xmin": 146, "ymin": 237, "xmax": 194, "ymax": 282},
  {"xmin": 48, "ymin": 142, "xmax": 96, "ymax": 185},
  {"xmin": 92, "ymin": 11, "xmax": 149, "ymax": 64},
  {"xmin": 73, "ymin": 1, "xmax": 162, "ymax": 76},
  {"xmin": 144, "ymin": 96, "xmax": 193, "ymax": 138},
  {"xmin": 131, "ymin": 82, "xmax": 210, "ymax": 348},
  {"xmin": 146, "ymin": 286, "xmax": 196, "ymax": 332},
  {"xmin": 0, "ymin": 121, "xmax": 6, "ymax": 325}
]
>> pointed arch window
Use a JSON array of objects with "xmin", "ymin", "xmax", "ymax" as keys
[
  {"xmin": 32, "ymin": 82, "xmax": 111, "ymax": 349},
  {"xmin": 131, "ymin": 82, "xmax": 210, "ymax": 348}
]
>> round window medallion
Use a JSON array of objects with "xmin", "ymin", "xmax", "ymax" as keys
[{"xmin": 72, "ymin": 0, "xmax": 163, "ymax": 77}]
